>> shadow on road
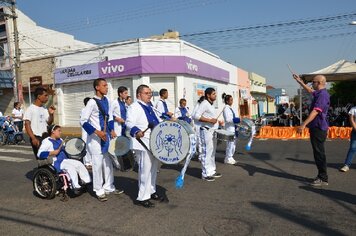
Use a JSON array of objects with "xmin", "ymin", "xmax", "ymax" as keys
[
  {"xmin": 299, "ymin": 186, "xmax": 356, "ymax": 205},
  {"xmin": 161, "ymin": 164, "xmax": 202, "ymax": 179},
  {"xmin": 238, "ymin": 162, "xmax": 312, "ymax": 183},
  {"xmin": 286, "ymin": 158, "xmax": 352, "ymax": 170},
  {"xmin": 251, "ymin": 201, "xmax": 346, "ymax": 236},
  {"xmin": 114, "ymin": 176, "xmax": 169, "ymax": 203}
]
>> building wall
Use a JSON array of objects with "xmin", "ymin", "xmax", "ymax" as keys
[
  {"xmin": 237, "ymin": 68, "xmax": 252, "ymax": 118},
  {"xmin": 0, "ymin": 88, "xmax": 15, "ymax": 115}
]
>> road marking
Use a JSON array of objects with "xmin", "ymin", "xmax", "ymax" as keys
[
  {"xmin": 0, "ymin": 148, "xmax": 33, "ymax": 155},
  {"xmin": 16, "ymin": 145, "xmax": 33, "ymax": 149},
  {"xmin": 0, "ymin": 156, "xmax": 32, "ymax": 163}
]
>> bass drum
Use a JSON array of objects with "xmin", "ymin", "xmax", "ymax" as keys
[
  {"xmin": 65, "ymin": 138, "xmax": 86, "ymax": 161},
  {"xmin": 150, "ymin": 120, "xmax": 196, "ymax": 164},
  {"xmin": 108, "ymin": 136, "xmax": 131, "ymax": 157}
]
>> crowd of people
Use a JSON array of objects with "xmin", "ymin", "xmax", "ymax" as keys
[
  {"xmin": 23, "ymin": 80, "xmax": 245, "ymax": 207},
  {"xmin": 2, "ymin": 74, "xmax": 355, "ymax": 206}
]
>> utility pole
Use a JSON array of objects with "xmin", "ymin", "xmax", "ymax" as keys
[{"xmin": 11, "ymin": 0, "xmax": 21, "ymax": 102}]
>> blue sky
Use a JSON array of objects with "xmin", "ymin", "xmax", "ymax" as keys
[{"xmin": 17, "ymin": 0, "xmax": 356, "ymax": 96}]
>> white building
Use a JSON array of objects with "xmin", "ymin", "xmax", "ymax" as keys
[{"xmin": 54, "ymin": 38, "xmax": 239, "ymax": 128}]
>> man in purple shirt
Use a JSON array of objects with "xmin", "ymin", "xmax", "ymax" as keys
[{"xmin": 293, "ymin": 74, "xmax": 330, "ymax": 186}]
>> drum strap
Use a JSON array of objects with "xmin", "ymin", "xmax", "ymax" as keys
[
  {"xmin": 229, "ymin": 107, "xmax": 239, "ymax": 138},
  {"xmin": 138, "ymin": 102, "xmax": 159, "ymax": 129},
  {"xmin": 93, "ymin": 98, "xmax": 108, "ymax": 120}
]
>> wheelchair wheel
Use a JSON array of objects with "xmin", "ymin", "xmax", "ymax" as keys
[
  {"xmin": 33, "ymin": 168, "xmax": 57, "ymax": 199},
  {"xmin": 0, "ymin": 132, "xmax": 5, "ymax": 145}
]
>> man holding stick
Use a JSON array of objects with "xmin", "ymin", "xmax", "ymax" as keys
[
  {"xmin": 193, "ymin": 87, "xmax": 223, "ymax": 182},
  {"xmin": 293, "ymin": 74, "xmax": 330, "ymax": 186}
]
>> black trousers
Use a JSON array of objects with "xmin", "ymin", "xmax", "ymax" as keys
[
  {"xmin": 309, "ymin": 127, "xmax": 328, "ymax": 182},
  {"xmin": 30, "ymin": 136, "xmax": 43, "ymax": 158}
]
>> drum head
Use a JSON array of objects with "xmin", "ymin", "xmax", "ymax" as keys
[
  {"xmin": 237, "ymin": 118, "xmax": 255, "ymax": 140},
  {"xmin": 65, "ymin": 138, "xmax": 86, "ymax": 159},
  {"xmin": 109, "ymin": 136, "xmax": 131, "ymax": 157},
  {"xmin": 150, "ymin": 121, "xmax": 192, "ymax": 164}
]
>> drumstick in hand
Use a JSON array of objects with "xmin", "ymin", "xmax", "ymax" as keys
[{"xmin": 142, "ymin": 122, "xmax": 155, "ymax": 135}]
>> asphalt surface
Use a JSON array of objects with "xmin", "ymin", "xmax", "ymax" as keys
[{"xmin": 0, "ymin": 137, "xmax": 355, "ymax": 236}]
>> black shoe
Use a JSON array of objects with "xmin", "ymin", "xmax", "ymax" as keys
[
  {"xmin": 202, "ymin": 176, "xmax": 215, "ymax": 182},
  {"xmin": 136, "ymin": 200, "xmax": 155, "ymax": 208},
  {"xmin": 73, "ymin": 188, "xmax": 82, "ymax": 196},
  {"xmin": 151, "ymin": 193, "xmax": 165, "ymax": 202}
]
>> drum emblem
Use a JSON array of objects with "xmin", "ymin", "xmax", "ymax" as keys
[
  {"xmin": 150, "ymin": 120, "xmax": 195, "ymax": 164},
  {"xmin": 156, "ymin": 131, "xmax": 183, "ymax": 157}
]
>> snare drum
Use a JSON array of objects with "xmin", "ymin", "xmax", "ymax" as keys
[
  {"xmin": 108, "ymin": 136, "xmax": 131, "ymax": 157},
  {"xmin": 150, "ymin": 120, "xmax": 196, "ymax": 164},
  {"xmin": 65, "ymin": 138, "xmax": 86, "ymax": 160},
  {"xmin": 214, "ymin": 129, "xmax": 235, "ymax": 142}
]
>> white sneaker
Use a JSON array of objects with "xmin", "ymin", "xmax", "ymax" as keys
[
  {"xmin": 339, "ymin": 165, "xmax": 349, "ymax": 172},
  {"xmin": 224, "ymin": 159, "xmax": 237, "ymax": 165}
]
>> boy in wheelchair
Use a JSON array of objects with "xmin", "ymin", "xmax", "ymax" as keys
[{"xmin": 37, "ymin": 124, "xmax": 91, "ymax": 195}]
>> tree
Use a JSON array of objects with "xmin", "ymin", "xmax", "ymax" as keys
[{"xmin": 329, "ymin": 81, "xmax": 356, "ymax": 105}]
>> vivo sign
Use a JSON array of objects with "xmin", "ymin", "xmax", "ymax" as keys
[{"xmin": 55, "ymin": 56, "xmax": 229, "ymax": 84}]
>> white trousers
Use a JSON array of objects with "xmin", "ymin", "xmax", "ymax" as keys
[
  {"xmin": 226, "ymin": 140, "xmax": 237, "ymax": 161},
  {"xmin": 199, "ymin": 128, "xmax": 217, "ymax": 178},
  {"xmin": 82, "ymin": 129, "xmax": 92, "ymax": 166},
  {"xmin": 135, "ymin": 150, "xmax": 159, "ymax": 201},
  {"xmin": 91, "ymin": 153, "xmax": 115, "ymax": 196},
  {"xmin": 83, "ymin": 151, "xmax": 92, "ymax": 166},
  {"xmin": 194, "ymin": 125, "xmax": 201, "ymax": 157},
  {"xmin": 60, "ymin": 159, "xmax": 91, "ymax": 189}
]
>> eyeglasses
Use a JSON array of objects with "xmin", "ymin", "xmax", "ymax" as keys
[{"xmin": 312, "ymin": 81, "xmax": 321, "ymax": 84}]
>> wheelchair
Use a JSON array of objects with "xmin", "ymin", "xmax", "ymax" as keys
[
  {"xmin": 32, "ymin": 141, "xmax": 87, "ymax": 201},
  {"xmin": 0, "ymin": 117, "xmax": 24, "ymax": 145},
  {"xmin": 33, "ymin": 159, "xmax": 73, "ymax": 201}
]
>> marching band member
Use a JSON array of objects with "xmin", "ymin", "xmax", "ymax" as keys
[
  {"xmin": 126, "ymin": 84, "xmax": 163, "ymax": 208},
  {"xmin": 37, "ymin": 124, "xmax": 91, "ymax": 195},
  {"xmin": 110, "ymin": 86, "xmax": 132, "ymax": 170},
  {"xmin": 155, "ymin": 88, "xmax": 173, "ymax": 120},
  {"xmin": 193, "ymin": 88, "xmax": 222, "ymax": 182},
  {"xmin": 175, "ymin": 98, "xmax": 192, "ymax": 124},
  {"xmin": 222, "ymin": 93, "xmax": 240, "ymax": 165},
  {"xmin": 80, "ymin": 78, "xmax": 123, "ymax": 202},
  {"xmin": 192, "ymin": 96, "xmax": 205, "ymax": 159},
  {"xmin": 81, "ymin": 97, "xmax": 92, "ymax": 170},
  {"xmin": 111, "ymin": 86, "xmax": 128, "ymax": 137}
]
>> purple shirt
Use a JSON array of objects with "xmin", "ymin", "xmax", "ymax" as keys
[{"xmin": 308, "ymin": 88, "xmax": 330, "ymax": 131}]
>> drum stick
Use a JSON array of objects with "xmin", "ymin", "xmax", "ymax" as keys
[
  {"xmin": 287, "ymin": 64, "xmax": 297, "ymax": 76},
  {"xmin": 216, "ymin": 105, "xmax": 226, "ymax": 119}
]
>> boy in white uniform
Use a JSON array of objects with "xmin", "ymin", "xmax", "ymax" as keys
[
  {"xmin": 193, "ymin": 88, "xmax": 222, "ymax": 182},
  {"xmin": 155, "ymin": 88, "xmax": 173, "ymax": 120},
  {"xmin": 80, "ymin": 78, "xmax": 123, "ymax": 202}
]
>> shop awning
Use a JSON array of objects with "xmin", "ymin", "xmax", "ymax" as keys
[{"xmin": 0, "ymin": 70, "xmax": 13, "ymax": 88}]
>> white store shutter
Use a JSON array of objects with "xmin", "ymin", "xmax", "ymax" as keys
[
  {"xmin": 150, "ymin": 77, "xmax": 176, "ymax": 112},
  {"xmin": 63, "ymin": 82, "xmax": 94, "ymax": 127}
]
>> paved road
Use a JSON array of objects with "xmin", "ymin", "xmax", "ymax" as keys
[{"xmin": 0, "ymin": 138, "xmax": 355, "ymax": 235}]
